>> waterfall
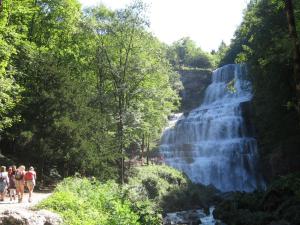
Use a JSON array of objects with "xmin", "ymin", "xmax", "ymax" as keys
[{"xmin": 160, "ymin": 64, "xmax": 265, "ymax": 192}]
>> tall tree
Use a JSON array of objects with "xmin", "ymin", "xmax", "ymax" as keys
[
  {"xmin": 285, "ymin": 0, "xmax": 300, "ymax": 113},
  {"xmin": 88, "ymin": 2, "xmax": 178, "ymax": 183}
]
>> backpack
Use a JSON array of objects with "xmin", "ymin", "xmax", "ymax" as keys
[
  {"xmin": 25, "ymin": 171, "xmax": 34, "ymax": 181},
  {"xmin": 15, "ymin": 171, "xmax": 23, "ymax": 180}
]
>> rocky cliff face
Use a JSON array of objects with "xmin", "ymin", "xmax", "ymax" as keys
[
  {"xmin": 0, "ymin": 209, "xmax": 62, "ymax": 225},
  {"xmin": 178, "ymin": 68, "xmax": 212, "ymax": 113}
]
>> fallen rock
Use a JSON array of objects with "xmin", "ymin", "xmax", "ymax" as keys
[{"xmin": 0, "ymin": 209, "xmax": 62, "ymax": 225}]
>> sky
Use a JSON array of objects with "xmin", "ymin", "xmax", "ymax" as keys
[{"xmin": 78, "ymin": 0, "xmax": 249, "ymax": 52}]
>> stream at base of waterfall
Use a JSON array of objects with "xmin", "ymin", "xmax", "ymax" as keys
[
  {"xmin": 160, "ymin": 64, "xmax": 266, "ymax": 224},
  {"xmin": 163, "ymin": 207, "xmax": 222, "ymax": 225}
]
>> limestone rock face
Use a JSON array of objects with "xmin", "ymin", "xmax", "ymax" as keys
[
  {"xmin": 178, "ymin": 69, "xmax": 212, "ymax": 112},
  {"xmin": 0, "ymin": 209, "xmax": 62, "ymax": 225}
]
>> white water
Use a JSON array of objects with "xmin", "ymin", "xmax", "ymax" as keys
[
  {"xmin": 163, "ymin": 207, "xmax": 217, "ymax": 225},
  {"xmin": 160, "ymin": 64, "xmax": 265, "ymax": 192}
]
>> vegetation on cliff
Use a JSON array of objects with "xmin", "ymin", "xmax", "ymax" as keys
[{"xmin": 165, "ymin": 38, "xmax": 215, "ymax": 112}]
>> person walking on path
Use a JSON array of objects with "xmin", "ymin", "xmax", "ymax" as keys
[
  {"xmin": 8, "ymin": 166, "xmax": 16, "ymax": 201},
  {"xmin": 0, "ymin": 166, "xmax": 9, "ymax": 201},
  {"xmin": 15, "ymin": 165, "xmax": 26, "ymax": 203},
  {"xmin": 25, "ymin": 166, "xmax": 36, "ymax": 203}
]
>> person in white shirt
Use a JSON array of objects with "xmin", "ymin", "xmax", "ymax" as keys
[{"xmin": 0, "ymin": 166, "xmax": 9, "ymax": 201}]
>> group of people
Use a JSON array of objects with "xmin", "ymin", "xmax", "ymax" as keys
[{"xmin": 0, "ymin": 165, "xmax": 36, "ymax": 203}]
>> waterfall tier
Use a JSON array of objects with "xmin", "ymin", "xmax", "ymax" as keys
[{"xmin": 160, "ymin": 64, "xmax": 265, "ymax": 192}]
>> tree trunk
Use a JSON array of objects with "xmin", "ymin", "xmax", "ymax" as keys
[
  {"xmin": 285, "ymin": 0, "xmax": 300, "ymax": 113},
  {"xmin": 146, "ymin": 136, "xmax": 150, "ymax": 165},
  {"xmin": 63, "ymin": 161, "xmax": 69, "ymax": 177},
  {"xmin": 141, "ymin": 134, "xmax": 145, "ymax": 165},
  {"xmin": 117, "ymin": 97, "xmax": 125, "ymax": 184},
  {"xmin": 28, "ymin": 0, "xmax": 37, "ymax": 41}
]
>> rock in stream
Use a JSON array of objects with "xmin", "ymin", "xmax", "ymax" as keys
[{"xmin": 163, "ymin": 207, "xmax": 224, "ymax": 225}]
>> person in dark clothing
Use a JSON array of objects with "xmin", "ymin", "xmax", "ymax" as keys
[{"xmin": 8, "ymin": 166, "xmax": 16, "ymax": 201}]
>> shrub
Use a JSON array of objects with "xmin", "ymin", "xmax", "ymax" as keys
[{"xmin": 38, "ymin": 177, "xmax": 140, "ymax": 225}]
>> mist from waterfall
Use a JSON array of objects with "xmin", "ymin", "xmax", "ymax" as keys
[{"xmin": 160, "ymin": 64, "xmax": 265, "ymax": 192}]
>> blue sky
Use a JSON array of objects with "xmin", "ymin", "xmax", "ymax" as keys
[{"xmin": 79, "ymin": 0, "xmax": 249, "ymax": 52}]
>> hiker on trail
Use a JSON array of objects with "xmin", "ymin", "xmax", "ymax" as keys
[
  {"xmin": 0, "ymin": 166, "xmax": 9, "ymax": 201},
  {"xmin": 15, "ymin": 165, "xmax": 26, "ymax": 203},
  {"xmin": 25, "ymin": 166, "xmax": 36, "ymax": 202},
  {"xmin": 8, "ymin": 166, "xmax": 16, "ymax": 201}
]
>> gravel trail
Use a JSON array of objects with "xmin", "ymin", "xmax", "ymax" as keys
[{"xmin": 0, "ymin": 192, "xmax": 51, "ymax": 213}]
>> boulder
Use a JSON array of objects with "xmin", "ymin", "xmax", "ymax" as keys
[{"xmin": 0, "ymin": 209, "xmax": 62, "ymax": 225}]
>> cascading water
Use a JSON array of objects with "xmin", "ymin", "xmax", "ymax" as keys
[{"xmin": 160, "ymin": 64, "xmax": 265, "ymax": 192}]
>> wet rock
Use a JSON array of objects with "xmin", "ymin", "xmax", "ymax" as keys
[
  {"xmin": 178, "ymin": 69, "xmax": 212, "ymax": 112},
  {"xmin": 163, "ymin": 207, "xmax": 217, "ymax": 225},
  {"xmin": 269, "ymin": 221, "xmax": 290, "ymax": 225},
  {"xmin": 0, "ymin": 209, "xmax": 62, "ymax": 225}
]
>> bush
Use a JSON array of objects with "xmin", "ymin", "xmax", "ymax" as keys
[
  {"xmin": 38, "ymin": 177, "xmax": 140, "ymax": 225},
  {"xmin": 124, "ymin": 165, "xmax": 188, "ymax": 224},
  {"xmin": 125, "ymin": 165, "xmax": 219, "ymax": 214},
  {"xmin": 126, "ymin": 165, "xmax": 188, "ymax": 201}
]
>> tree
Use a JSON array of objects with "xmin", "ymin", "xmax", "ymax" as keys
[
  {"xmin": 284, "ymin": 0, "xmax": 300, "ymax": 113},
  {"xmin": 167, "ymin": 37, "xmax": 213, "ymax": 69},
  {"xmin": 88, "ymin": 2, "xmax": 178, "ymax": 183},
  {"xmin": 0, "ymin": 0, "xmax": 180, "ymax": 182},
  {"xmin": 0, "ymin": 0, "xmax": 36, "ymax": 132}
]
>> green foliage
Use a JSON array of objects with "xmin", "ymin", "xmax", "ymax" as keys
[
  {"xmin": 0, "ymin": 73, "xmax": 22, "ymax": 131},
  {"xmin": 226, "ymin": 79, "xmax": 237, "ymax": 93},
  {"xmin": 166, "ymin": 37, "xmax": 214, "ymax": 69},
  {"xmin": 84, "ymin": 2, "xmax": 180, "ymax": 181},
  {"xmin": 125, "ymin": 165, "xmax": 189, "ymax": 223},
  {"xmin": 126, "ymin": 165, "xmax": 188, "ymax": 200},
  {"xmin": 123, "ymin": 166, "xmax": 182, "ymax": 221},
  {"xmin": 0, "ymin": 0, "xmax": 35, "ymax": 131},
  {"xmin": 212, "ymin": 40, "xmax": 229, "ymax": 66},
  {"xmin": 38, "ymin": 177, "xmax": 140, "ymax": 225},
  {"xmin": 214, "ymin": 173, "xmax": 300, "ymax": 225},
  {"xmin": 39, "ymin": 166, "xmax": 193, "ymax": 225},
  {"xmin": 0, "ymin": 0, "xmax": 180, "ymax": 181},
  {"xmin": 124, "ymin": 165, "xmax": 219, "ymax": 218},
  {"xmin": 38, "ymin": 166, "xmax": 220, "ymax": 225}
]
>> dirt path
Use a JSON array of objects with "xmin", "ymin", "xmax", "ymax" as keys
[{"xmin": 0, "ymin": 192, "xmax": 52, "ymax": 213}]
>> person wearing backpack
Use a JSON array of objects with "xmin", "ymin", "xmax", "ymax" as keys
[
  {"xmin": 25, "ymin": 166, "xmax": 36, "ymax": 202},
  {"xmin": 15, "ymin": 165, "xmax": 25, "ymax": 203},
  {"xmin": 0, "ymin": 166, "xmax": 9, "ymax": 201},
  {"xmin": 8, "ymin": 166, "xmax": 16, "ymax": 201}
]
